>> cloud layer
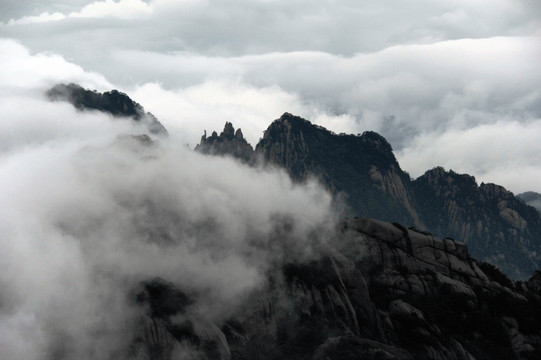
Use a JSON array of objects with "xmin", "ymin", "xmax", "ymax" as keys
[
  {"xmin": 1, "ymin": 3, "xmax": 540, "ymax": 357},
  {"xmin": 0, "ymin": 40, "xmax": 336, "ymax": 359}
]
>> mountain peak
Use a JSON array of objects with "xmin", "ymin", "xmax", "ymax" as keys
[
  {"xmin": 194, "ymin": 113, "xmax": 541, "ymax": 279},
  {"xmin": 413, "ymin": 167, "xmax": 541, "ymax": 278},
  {"xmin": 195, "ymin": 122, "xmax": 254, "ymax": 163},
  {"xmin": 222, "ymin": 121, "xmax": 235, "ymax": 138},
  {"xmin": 46, "ymin": 83, "xmax": 168, "ymax": 136},
  {"xmin": 256, "ymin": 113, "xmax": 420, "ymax": 226}
]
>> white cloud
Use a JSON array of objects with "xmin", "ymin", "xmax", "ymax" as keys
[
  {"xmin": 7, "ymin": 12, "xmax": 65, "ymax": 26},
  {"xmin": 4, "ymin": 0, "xmax": 540, "ymax": 53},
  {"xmin": 1, "ymin": 1, "xmax": 541, "ymax": 357},
  {"xmin": 2, "ymin": 32, "xmax": 541, "ymax": 194},
  {"xmin": 117, "ymin": 35, "xmax": 540, "ymax": 131},
  {"xmin": 70, "ymin": 0, "xmax": 153, "ymax": 20},
  {"xmin": 0, "ymin": 131, "xmax": 336, "ymax": 359},
  {"xmin": 0, "ymin": 37, "xmax": 337, "ymax": 359},
  {"xmin": 0, "ymin": 38, "xmax": 111, "ymax": 90},
  {"xmin": 397, "ymin": 119, "xmax": 541, "ymax": 193},
  {"xmin": 130, "ymin": 81, "xmax": 306, "ymax": 146},
  {"xmin": 4, "ymin": 0, "xmax": 204, "ymax": 25}
]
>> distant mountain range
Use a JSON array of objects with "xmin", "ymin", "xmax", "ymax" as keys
[{"xmin": 46, "ymin": 84, "xmax": 541, "ymax": 359}]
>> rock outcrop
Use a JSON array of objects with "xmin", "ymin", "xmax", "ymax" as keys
[
  {"xmin": 250, "ymin": 113, "xmax": 541, "ymax": 279},
  {"xmin": 195, "ymin": 114, "xmax": 541, "ymax": 279},
  {"xmin": 194, "ymin": 122, "xmax": 254, "ymax": 163},
  {"xmin": 46, "ymin": 83, "xmax": 168, "ymax": 136},
  {"xmin": 413, "ymin": 167, "xmax": 541, "ymax": 278},
  {"xmin": 136, "ymin": 218, "xmax": 541, "ymax": 359},
  {"xmin": 132, "ymin": 278, "xmax": 232, "ymax": 360},
  {"xmin": 254, "ymin": 113, "xmax": 422, "ymax": 228}
]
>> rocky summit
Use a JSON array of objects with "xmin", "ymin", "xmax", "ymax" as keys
[
  {"xmin": 195, "ymin": 122, "xmax": 255, "ymax": 164},
  {"xmin": 197, "ymin": 113, "xmax": 541, "ymax": 279},
  {"xmin": 255, "ymin": 113, "xmax": 422, "ymax": 228},
  {"xmin": 413, "ymin": 168, "xmax": 541, "ymax": 278},
  {"xmin": 47, "ymin": 83, "xmax": 168, "ymax": 135}
]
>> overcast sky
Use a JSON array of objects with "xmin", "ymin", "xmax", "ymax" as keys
[{"xmin": 1, "ymin": 0, "xmax": 540, "ymax": 193}]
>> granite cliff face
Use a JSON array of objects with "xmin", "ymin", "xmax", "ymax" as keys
[
  {"xmin": 196, "ymin": 113, "xmax": 541, "ymax": 279},
  {"xmin": 135, "ymin": 218, "xmax": 541, "ymax": 360},
  {"xmin": 413, "ymin": 168, "xmax": 541, "ymax": 278},
  {"xmin": 46, "ymin": 83, "xmax": 168, "ymax": 135},
  {"xmin": 254, "ymin": 113, "xmax": 422, "ymax": 227}
]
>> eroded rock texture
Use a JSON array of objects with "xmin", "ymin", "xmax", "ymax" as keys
[
  {"xmin": 136, "ymin": 218, "xmax": 541, "ymax": 360},
  {"xmin": 413, "ymin": 167, "xmax": 541, "ymax": 278},
  {"xmin": 198, "ymin": 114, "xmax": 541, "ymax": 279},
  {"xmin": 254, "ymin": 113, "xmax": 422, "ymax": 228}
]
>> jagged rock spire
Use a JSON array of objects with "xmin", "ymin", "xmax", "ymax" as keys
[{"xmin": 194, "ymin": 122, "xmax": 254, "ymax": 164}]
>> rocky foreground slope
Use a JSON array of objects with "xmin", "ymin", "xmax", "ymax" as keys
[
  {"xmin": 134, "ymin": 217, "xmax": 541, "ymax": 360},
  {"xmin": 197, "ymin": 113, "xmax": 541, "ymax": 279}
]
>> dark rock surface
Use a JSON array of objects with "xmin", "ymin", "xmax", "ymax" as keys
[
  {"xmin": 194, "ymin": 122, "xmax": 254, "ymax": 164},
  {"xmin": 253, "ymin": 113, "xmax": 422, "ymax": 227},
  {"xmin": 248, "ymin": 113, "xmax": 541, "ymax": 279},
  {"xmin": 136, "ymin": 218, "xmax": 541, "ymax": 359},
  {"xmin": 46, "ymin": 83, "xmax": 168, "ymax": 136},
  {"xmin": 413, "ymin": 168, "xmax": 541, "ymax": 278}
]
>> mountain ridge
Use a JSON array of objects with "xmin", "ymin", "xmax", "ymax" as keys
[
  {"xmin": 46, "ymin": 83, "xmax": 168, "ymax": 136},
  {"xmin": 41, "ymin": 85, "xmax": 541, "ymax": 358},
  {"xmin": 197, "ymin": 113, "xmax": 541, "ymax": 279}
]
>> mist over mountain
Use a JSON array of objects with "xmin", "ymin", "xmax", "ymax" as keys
[
  {"xmin": 195, "ymin": 122, "xmax": 254, "ymax": 164},
  {"xmin": 47, "ymin": 83, "xmax": 168, "ymax": 136},
  {"xmin": 2, "ymin": 1, "xmax": 540, "ymax": 358},
  {"xmin": 1, "ymin": 84, "xmax": 541, "ymax": 360},
  {"xmin": 196, "ymin": 112, "xmax": 541, "ymax": 279},
  {"xmin": 518, "ymin": 192, "xmax": 541, "ymax": 214}
]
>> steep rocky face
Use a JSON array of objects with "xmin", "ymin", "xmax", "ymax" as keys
[
  {"xmin": 194, "ymin": 114, "xmax": 541, "ymax": 279},
  {"xmin": 254, "ymin": 113, "xmax": 422, "ymax": 227},
  {"xmin": 46, "ymin": 83, "xmax": 168, "ymax": 135},
  {"xmin": 413, "ymin": 167, "xmax": 541, "ymax": 279},
  {"xmin": 344, "ymin": 218, "xmax": 541, "ymax": 360},
  {"xmin": 132, "ymin": 279, "xmax": 232, "ymax": 360},
  {"xmin": 517, "ymin": 191, "xmax": 541, "ymax": 214},
  {"xmin": 194, "ymin": 122, "xmax": 254, "ymax": 163},
  {"xmin": 137, "ymin": 218, "xmax": 541, "ymax": 360}
]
